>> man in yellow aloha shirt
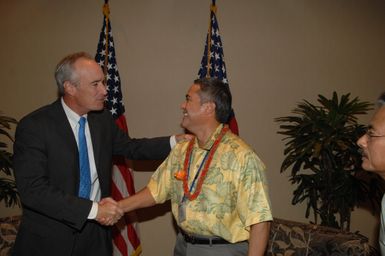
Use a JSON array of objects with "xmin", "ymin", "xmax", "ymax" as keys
[{"xmin": 118, "ymin": 78, "xmax": 273, "ymax": 256}]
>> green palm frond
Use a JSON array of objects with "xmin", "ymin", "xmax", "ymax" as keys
[{"xmin": 275, "ymin": 92, "xmax": 384, "ymax": 230}]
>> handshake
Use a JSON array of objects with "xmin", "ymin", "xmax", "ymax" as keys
[
  {"xmin": 94, "ymin": 187, "xmax": 155, "ymax": 225},
  {"xmin": 95, "ymin": 197, "xmax": 125, "ymax": 226}
]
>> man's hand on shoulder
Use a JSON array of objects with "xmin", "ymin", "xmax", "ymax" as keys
[{"xmin": 175, "ymin": 134, "xmax": 194, "ymax": 143}]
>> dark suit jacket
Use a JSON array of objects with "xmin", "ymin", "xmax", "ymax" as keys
[{"xmin": 12, "ymin": 100, "xmax": 170, "ymax": 256}]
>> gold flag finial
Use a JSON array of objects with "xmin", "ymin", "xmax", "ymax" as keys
[
  {"xmin": 210, "ymin": 3, "xmax": 217, "ymax": 14},
  {"xmin": 103, "ymin": 3, "xmax": 110, "ymax": 18}
]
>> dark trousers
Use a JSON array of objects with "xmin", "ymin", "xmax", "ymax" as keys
[
  {"xmin": 71, "ymin": 221, "xmax": 112, "ymax": 256},
  {"xmin": 12, "ymin": 220, "xmax": 111, "ymax": 256}
]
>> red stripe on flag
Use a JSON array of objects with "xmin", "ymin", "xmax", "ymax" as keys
[
  {"xmin": 125, "ymin": 217, "xmax": 141, "ymax": 250},
  {"xmin": 114, "ymin": 165, "xmax": 141, "ymax": 249},
  {"xmin": 111, "ymin": 171, "xmax": 124, "ymax": 200},
  {"xmin": 111, "ymin": 173, "xmax": 141, "ymax": 254},
  {"xmin": 112, "ymin": 157, "xmax": 136, "ymax": 196},
  {"xmin": 115, "ymin": 115, "xmax": 129, "ymax": 133},
  {"xmin": 229, "ymin": 116, "xmax": 239, "ymax": 135},
  {"xmin": 112, "ymin": 226, "xmax": 129, "ymax": 256}
]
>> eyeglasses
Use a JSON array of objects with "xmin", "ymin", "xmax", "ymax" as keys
[{"xmin": 364, "ymin": 127, "xmax": 385, "ymax": 140}]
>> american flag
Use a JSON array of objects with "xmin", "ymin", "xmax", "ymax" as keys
[
  {"xmin": 95, "ymin": 4, "xmax": 142, "ymax": 256},
  {"xmin": 198, "ymin": 2, "xmax": 239, "ymax": 135}
]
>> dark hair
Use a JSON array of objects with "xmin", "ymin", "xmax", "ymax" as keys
[
  {"xmin": 54, "ymin": 52, "xmax": 94, "ymax": 95},
  {"xmin": 378, "ymin": 92, "xmax": 385, "ymax": 107},
  {"xmin": 194, "ymin": 77, "xmax": 232, "ymax": 123}
]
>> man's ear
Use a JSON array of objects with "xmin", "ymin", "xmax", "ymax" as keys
[
  {"xmin": 63, "ymin": 81, "xmax": 76, "ymax": 96},
  {"xmin": 203, "ymin": 102, "xmax": 216, "ymax": 116}
]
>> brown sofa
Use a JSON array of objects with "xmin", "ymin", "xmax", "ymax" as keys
[
  {"xmin": 267, "ymin": 218, "xmax": 379, "ymax": 255},
  {"xmin": 0, "ymin": 215, "xmax": 379, "ymax": 255}
]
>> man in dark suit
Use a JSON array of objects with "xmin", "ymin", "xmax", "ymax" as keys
[{"xmin": 12, "ymin": 52, "xmax": 176, "ymax": 256}]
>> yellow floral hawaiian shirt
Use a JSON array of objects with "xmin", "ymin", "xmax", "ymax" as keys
[{"xmin": 147, "ymin": 124, "xmax": 273, "ymax": 243}]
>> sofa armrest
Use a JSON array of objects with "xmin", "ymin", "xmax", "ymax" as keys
[{"xmin": 266, "ymin": 218, "xmax": 378, "ymax": 256}]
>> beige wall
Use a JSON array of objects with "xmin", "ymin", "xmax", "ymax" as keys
[{"xmin": 1, "ymin": 0, "xmax": 385, "ymax": 254}]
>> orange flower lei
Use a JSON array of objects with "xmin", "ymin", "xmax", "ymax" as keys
[{"xmin": 181, "ymin": 126, "xmax": 229, "ymax": 201}]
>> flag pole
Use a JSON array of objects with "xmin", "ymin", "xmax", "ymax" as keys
[
  {"xmin": 103, "ymin": 3, "xmax": 110, "ymax": 74},
  {"xmin": 197, "ymin": 0, "xmax": 240, "ymax": 134},
  {"xmin": 206, "ymin": 1, "xmax": 217, "ymax": 78}
]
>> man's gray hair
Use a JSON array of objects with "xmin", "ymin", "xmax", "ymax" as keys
[{"xmin": 54, "ymin": 52, "xmax": 94, "ymax": 95}]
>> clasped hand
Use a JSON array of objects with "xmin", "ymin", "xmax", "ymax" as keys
[{"xmin": 96, "ymin": 197, "xmax": 124, "ymax": 226}]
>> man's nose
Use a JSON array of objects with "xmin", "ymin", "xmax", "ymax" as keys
[
  {"xmin": 357, "ymin": 134, "xmax": 367, "ymax": 148},
  {"xmin": 100, "ymin": 84, "xmax": 107, "ymax": 95}
]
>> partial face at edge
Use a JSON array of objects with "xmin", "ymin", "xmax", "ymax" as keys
[{"xmin": 357, "ymin": 106, "xmax": 385, "ymax": 177}]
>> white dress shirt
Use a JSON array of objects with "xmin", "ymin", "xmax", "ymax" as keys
[{"xmin": 61, "ymin": 98, "xmax": 99, "ymax": 219}]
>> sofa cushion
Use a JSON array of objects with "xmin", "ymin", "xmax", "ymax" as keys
[
  {"xmin": 267, "ymin": 218, "xmax": 378, "ymax": 256},
  {"xmin": 0, "ymin": 216, "xmax": 21, "ymax": 256}
]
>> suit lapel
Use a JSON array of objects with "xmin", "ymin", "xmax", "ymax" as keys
[
  {"xmin": 51, "ymin": 100, "xmax": 78, "ymax": 152},
  {"xmin": 50, "ymin": 100, "xmax": 79, "ymax": 182}
]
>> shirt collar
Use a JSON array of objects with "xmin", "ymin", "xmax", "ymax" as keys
[
  {"xmin": 195, "ymin": 124, "xmax": 224, "ymax": 151},
  {"xmin": 61, "ymin": 98, "xmax": 87, "ymax": 125}
]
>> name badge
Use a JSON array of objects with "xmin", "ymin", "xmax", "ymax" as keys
[{"xmin": 178, "ymin": 202, "xmax": 186, "ymax": 223}]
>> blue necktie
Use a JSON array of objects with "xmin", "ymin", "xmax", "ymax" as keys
[{"xmin": 78, "ymin": 117, "xmax": 91, "ymax": 199}]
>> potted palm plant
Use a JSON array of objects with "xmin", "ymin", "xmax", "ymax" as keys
[
  {"xmin": 0, "ymin": 112, "xmax": 19, "ymax": 208},
  {"xmin": 275, "ymin": 92, "xmax": 385, "ymax": 231}
]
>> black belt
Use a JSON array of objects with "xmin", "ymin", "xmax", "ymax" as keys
[{"xmin": 180, "ymin": 230, "xmax": 230, "ymax": 245}]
